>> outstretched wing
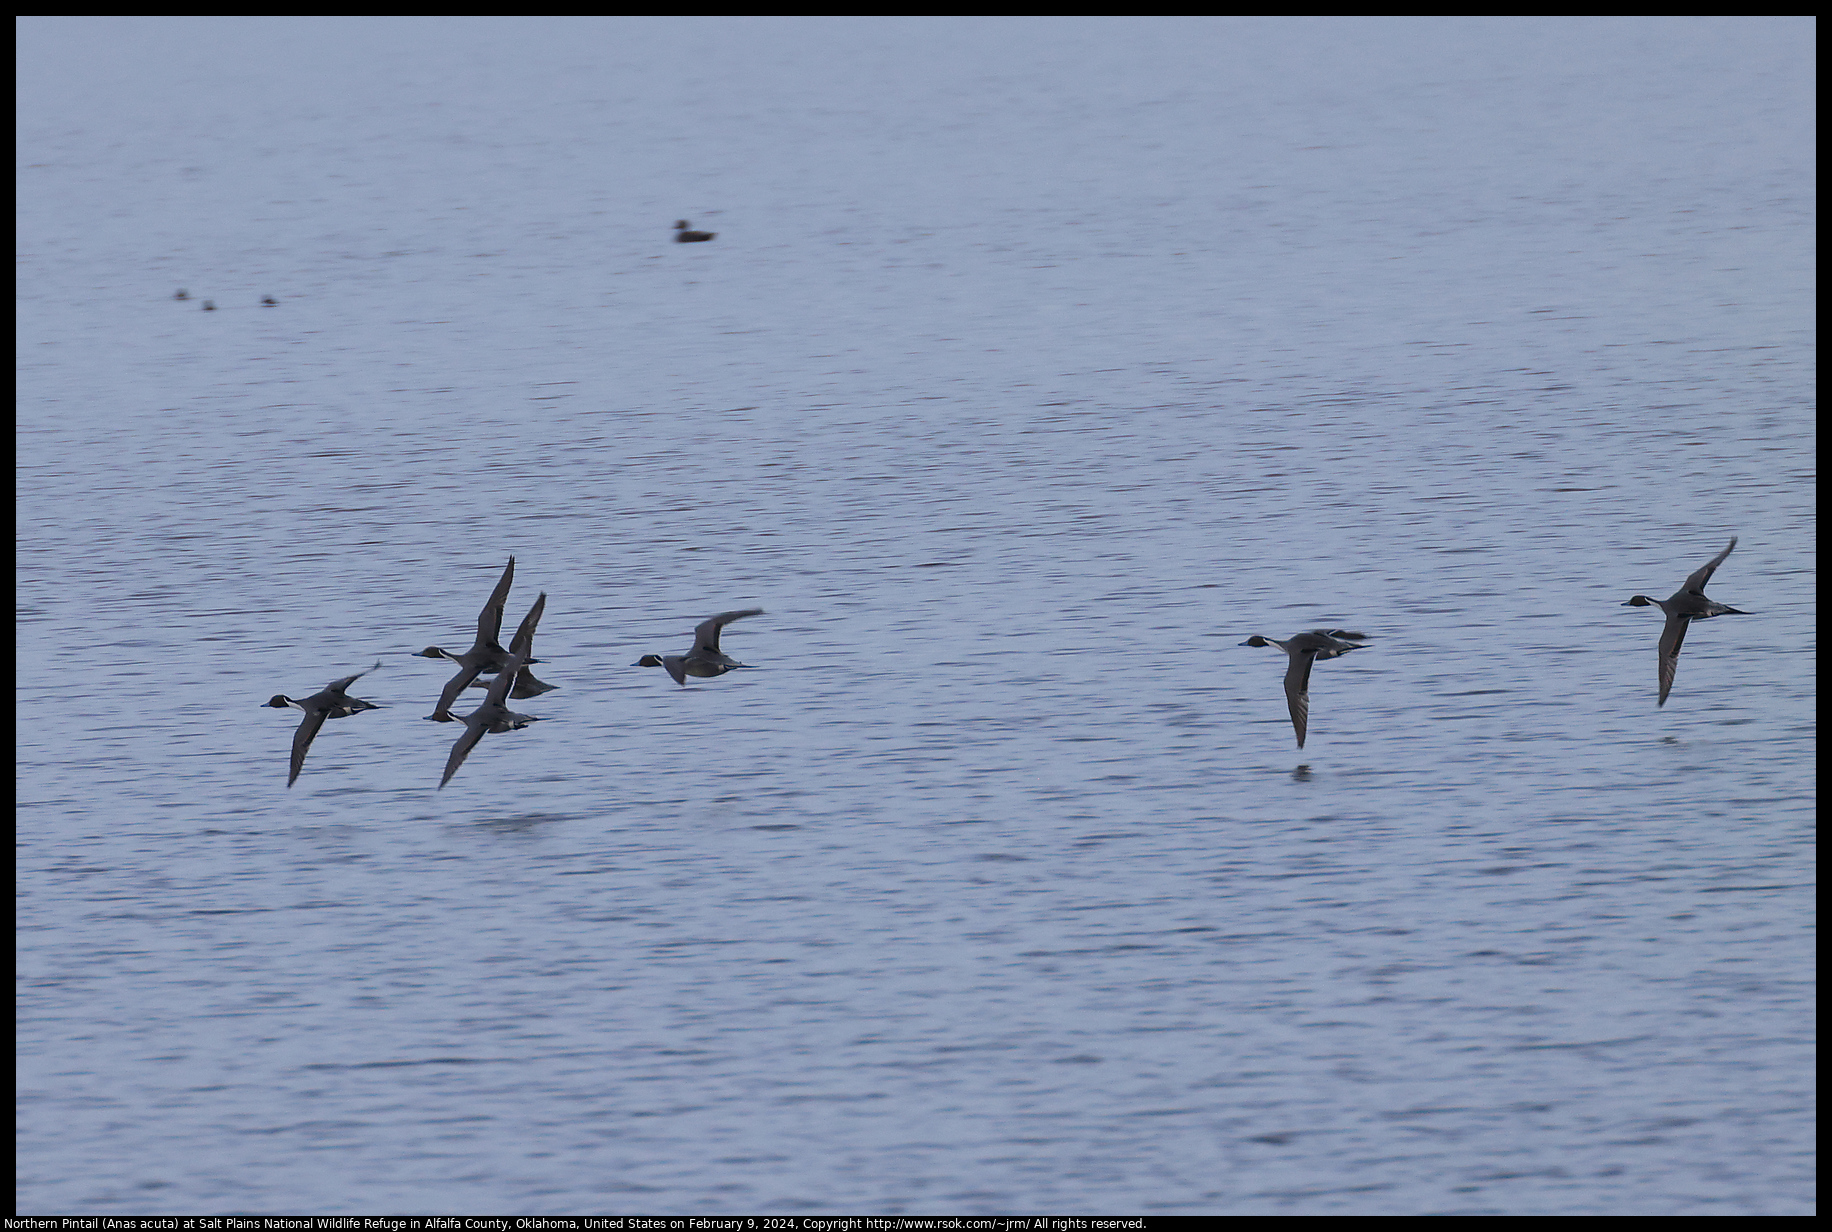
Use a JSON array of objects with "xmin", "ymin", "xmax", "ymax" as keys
[
  {"xmin": 433, "ymin": 664, "xmax": 486, "ymax": 719},
  {"xmin": 324, "ymin": 660, "xmax": 382, "ymax": 695},
  {"xmin": 692, "ymin": 608, "xmax": 764, "ymax": 655},
  {"xmin": 1656, "ymin": 612, "xmax": 1690, "ymax": 707},
  {"xmin": 508, "ymin": 592, "xmax": 546, "ymax": 658},
  {"xmin": 439, "ymin": 721, "xmax": 488, "ymax": 789},
  {"xmin": 1283, "ymin": 652, "xmax": 1315, "ymax": 749},
  {"xmin": 287, "ymin": 710, "xmax": 330, "ymax": 787},
  {"xmin": 1679, "ymin": 537, "xmax": 1736, "ymax": 597},
  {"xmin": 476, "ymin": 557, "xmax": 516, "ymax": 643}
]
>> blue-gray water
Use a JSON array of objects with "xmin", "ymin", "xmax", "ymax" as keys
[{"xmin": 16, "ymin": 15, "xmax": 1814, "ymax": 1216}]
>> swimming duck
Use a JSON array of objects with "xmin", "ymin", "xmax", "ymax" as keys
[
  {"xmin": 674, "ymin": 220, "xmax": 716, "ymax": 243},
  {"xmin": 264, "ymin": 660, "xmax": 383, "ymax": 787},
  {"xmin": 261, "ymin": 296, "xmax": 277, "ymax": 306},
  {"xmin": 1622, "ymin": 536, "xmax": 1747, "ymax": 706},
  {"xmin": 201, "ymin": 300, "xmax": 216, "ymax": 311},
  {"xmin": 417, "ymin": 557, "xmax": 554, "ymax": 720},
  {"xmin": 438, "ymin": 651, "xmax": 542, "ymax": 789},
  {"xmin": 635, "ymin": 608, "xmax": 763, "ymax": 685},
  {"xmin": 1239, "ymin": 629, "xmax": 1370, "ymax": 749},
  {"xmin": 173, "ymin": 289, "xmax": 189, "ymax": 301}
]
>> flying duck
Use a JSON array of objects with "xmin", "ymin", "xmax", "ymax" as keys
[
  {"xmin": 463, "ymin": 590, "xmax": 558, "ymax": 700},
  {"xmin": 438, "ymin": 651, "xmax": 543, "ymax": 789},
  {"xmin": 635, "ymin": 608, "xmax": 763, "ymax": 685},
  {"xmin": 1622, "ymin": 536, "xmax": 1748, "ymax": 706},
  {"xmin": 427, "ymin": 592, "xmax": 558, "ymax": 718},
  {"xmin": 264, "ymin": 661, "xmax": 383, "ymax": 787},
  {"xmin": 417, "ymin": 557, "xmax": 554, "ymax": 719},
  {"xmin": 1240, "ymin": 629, "xmax": 1370, "ymax": 749}
]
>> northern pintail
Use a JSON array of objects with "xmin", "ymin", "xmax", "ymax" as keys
[
  {"xmin": 427, "ymin": 592, "xmax": 558, "ymax": 718},
  {"xmin": 1622, "ymin": 536, "xmax": 1748, "ymax": 706},
  {"xmin": 1240, "ymin": 629, "xmax": 1370, "ymax": 749},
  {"xmin": 463, "ymin": 589, "xmax": 558, "ymax": 701},
  {"xmin": 438, "ymin": 651, "xmax": 543, "ymax": 789},
  {"xmin": 673, "ymin": 220, "xmax": 716, "ymax": 243},
  {"xmin": 173, "ymin": 289, "xmax": 189, "ymax": 301},
  {"xmin": 635, "ymin": 608, "xmax": 763, "ymax": 685},
  {"xmin": 264, "ymin": 660, "xmax": 383, "ymax": 787},
  {"xmin": 261, "ymin": 296, "xmax": 277, "ymax": 306},
  {"xmin": 201, "ymin": 300, "xmax": 216, "ymax": 311},
  {"xmin": 417, "ymin": 557, "xmax": 553, "ymax": 719}
]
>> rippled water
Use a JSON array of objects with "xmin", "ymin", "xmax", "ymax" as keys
[{"xmin": 17, "ymin": 15, "xmax": 1814, "ymax": 1216}]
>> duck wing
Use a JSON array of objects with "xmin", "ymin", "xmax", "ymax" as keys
[
  {"xmin": 507, "ymin": 592, "xmax": 546, "ymax": 658},
  {"xmin": 438, "ymin": 718, "xmax": 489, "ymax": 789},
  {"xmin": 287, "ymin": 709, "xmax": 330, "ymax": 788},
  {"xmin": 1656, "ymin": 612, "xmax": 1690, "ymax": 707},
  {"xmin": 1283, "ymin": 651, "xmax": 1315, "ymax": 749},
  {"xmin": 324, "ymin": 660, "xmax": 382, "ymax": 695},
  {"xmin": 432, "ymin": 664, "xmax": 486, "ymax": 720},
  {"xmin": 1679, "ymin": 537, "xmax": 1736, "ymax": 598},
  {"xmin": 692, "ymin": 608, "xmax": 764, "ymax": 655},
  {"xmin": 475, "ymin": 557, "xmax": 516, "ymax": 644}
]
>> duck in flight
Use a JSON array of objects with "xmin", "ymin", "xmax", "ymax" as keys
[
  {"xmin": 438, "ymin": 650, "xmax": 544, "ymax": 789},
  {"xmin": 417, "ymin": 557, "xmax": 555, "ymax": 719},
  {"xmin": 673, "ymin": 219, "xmax": 716, "ymax": 243},
  {"xmin": 264, "ymin": 661, "xmax": 383, "ymax": 787},
  {"xmin": 1239, "ymin": 629, "xmax": 1370, "ymax": 749},
  {"xmin": 635, "ymin": 608, "xmax": 763, "ymax": 685},
  {"xmin": 1622, "ymin": 536, "xmax": 1748, "ymax": 707},
  {"xmin": 427, "ymin": 592, "xmax": 558, "ymax": 718}
]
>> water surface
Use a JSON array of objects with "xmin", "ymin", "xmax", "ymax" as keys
[{"xmin": 16, "ymin": 15, "xmax": 1815, "ymax": 1216}]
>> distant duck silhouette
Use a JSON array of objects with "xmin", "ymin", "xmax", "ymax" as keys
[
  {"xmin": 1240, "ymin": 629, "xmax": 1371, "ymax": 749},
  {"xmin": 1622, "ymin": 536, "xmax": 1748, "ymax": 707},
  {"xmin": 674, "ymin": 220, "xmax": 716, "ymax": 243},
  {"xmin": 261, "ymin": 296, "xmax": 277, "ymax": 306},
  {"xmin": 173, "ymin": 289, "xmax": 189, "ymax": 301},
  {"xmin": 201, "ymin": 300, "xmax": 216, "ymax": 311}
]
